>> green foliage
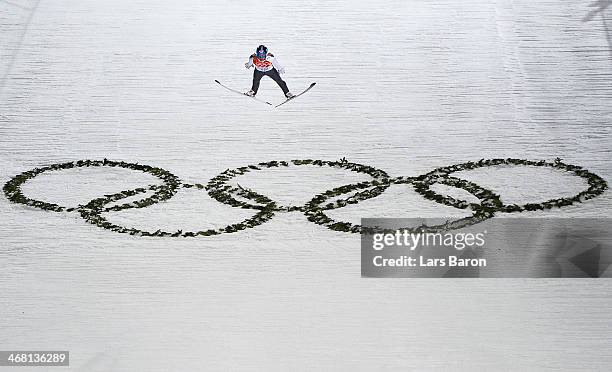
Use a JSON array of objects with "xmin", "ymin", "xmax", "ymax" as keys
[{"xmin": 3, "ymin": 157, "xmax": 608, "ymax": 238}]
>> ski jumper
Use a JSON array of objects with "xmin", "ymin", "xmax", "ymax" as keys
[{"xmin": 246, "ymin": 53, "xmax": 289, "ymax": 95}]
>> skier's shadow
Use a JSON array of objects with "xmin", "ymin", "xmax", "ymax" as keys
[{"xmin": 583, "ymin": 0, "xmax": 612, "ymax": 63}]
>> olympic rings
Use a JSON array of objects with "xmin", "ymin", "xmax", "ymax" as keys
[
  {"xmin": 3, "ymin": 159, "xmax": 181, "ymax": 213},
  {"xmin": 413, "ymin": 158, "xmax": 608, "ymax": 213},
  {"xmin": 205, "ymin": 159, "xmax": 390, "ymax": 212},
  {"xmin": 79, "ymin": 186, "xmax": 277, "ymax": 237},
  {"xmin": 3, "ymin": 157, "xmax": 608, "ymax": 238},
  {"xmin": 303, "ymin": 176, "xmax": 501, "ymax": 234}
]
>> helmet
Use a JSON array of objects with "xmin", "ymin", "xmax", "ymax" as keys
[{"xmin": 256, "ymin": 45, "xmax": 268, "ymax": 59}]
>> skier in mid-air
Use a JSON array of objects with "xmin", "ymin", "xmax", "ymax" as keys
[{"xmin": 245, "ymin": 45, "xmax": 295, "ymax": 99}]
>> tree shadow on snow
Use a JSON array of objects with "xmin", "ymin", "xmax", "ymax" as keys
[{"xmin": 582, "ymin": 0, "xmax": 612, "ymax": 63}]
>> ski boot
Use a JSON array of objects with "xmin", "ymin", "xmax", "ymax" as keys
[
  {"xmin": 245, "ymin": 90, "xmax": 256, "ymax": 97},
  {"xmin": 285, "ymin": 92, "xmax": 295, "ymax": 99}
]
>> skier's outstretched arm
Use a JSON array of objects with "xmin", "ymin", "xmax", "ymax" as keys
[
  {"xmin": 245, "ymin": 55, "xmax": 254, "ymax": 69},
  {"xmin": 271, "ymin": 56, "xmax": 285, "ymax": 74}
]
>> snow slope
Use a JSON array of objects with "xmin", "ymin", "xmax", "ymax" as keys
[{"xmin": 1, "ymin": 0, "xmax": 611, "ymax": 370}]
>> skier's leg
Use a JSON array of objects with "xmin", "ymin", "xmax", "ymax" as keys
[
  {"xmin": 251, "ymin": 69, "xmax": 264, "ymax": 94},
  {"xmin": 267, "ymin": 68, "xmax": 289, "ymax": 94}
]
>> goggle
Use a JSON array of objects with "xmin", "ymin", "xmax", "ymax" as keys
[{"xmin": 256, "ymin": 51, "xmax": 267, "ymax": 59}]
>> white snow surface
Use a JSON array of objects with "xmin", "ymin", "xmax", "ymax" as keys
[{"xmin": 1, "ymin": 0, "xmax": 612, "ymax": 370}]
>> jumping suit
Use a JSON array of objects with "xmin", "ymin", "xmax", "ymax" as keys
[{"xmin": 246, "ymin": 53, "xmax": 289, "ymax": 95}]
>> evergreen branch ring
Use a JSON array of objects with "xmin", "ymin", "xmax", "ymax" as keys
[
  {"xmin": 205, "ymin": 159, "xmax": 390, "ymax": 212},
  {"xmin": 413, "ymin": 158, "xmax": 608, "ymax": 213},
  {"xmin": 302, "ymin": 176, "xmax": 501, "ymax": 234}
]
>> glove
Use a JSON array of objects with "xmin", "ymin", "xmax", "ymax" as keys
[
  {"xmin": 245, "ymin": 61, "xmax": 253, "ymax": 69},
  {"xmin": 277, "ymin": 67, "xmax": 285, "ymax": 74}
]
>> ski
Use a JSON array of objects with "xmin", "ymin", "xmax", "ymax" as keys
[
  {"xmin": 215, "ymin": 79, "xmax": 272, "ymax": 106},
  {"xmin": 275, "ymin": 82, "xmax": 316, "ymax": 107}
]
